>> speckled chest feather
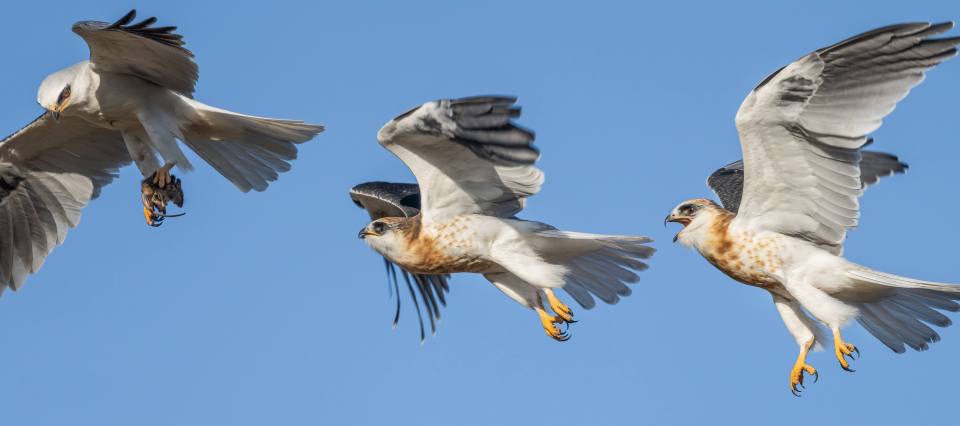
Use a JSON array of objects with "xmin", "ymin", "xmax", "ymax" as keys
[
  {"xmin": 398, "ymin": 215, "xmax": 495, "ymax": 275},
  {"xmin": 702, "ymin": 213, "xmax": 784, "ymax": 289}
]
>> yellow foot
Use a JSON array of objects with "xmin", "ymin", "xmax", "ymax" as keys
[
  {"xmin": 143, "ymin": 206, "xmax": 156, "ymax": 227},
  {"xmin": 544, "ymin": 289, "xmax": 575, "ymax": 323},
  {"xmin": 789, "ymin": 338, "xmax": 818, "ymax": 397},
  {"xmin": 833, "ymin": 328, "xmax": 860, "ymax": 372},
  {"xmin": 536, "ymin": 307, "xmax": 569, "ymax": 342}
]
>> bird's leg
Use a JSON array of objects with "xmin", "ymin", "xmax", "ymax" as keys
[
  {"xmin": 789, "ymin": 337, "xmax": 818, "ymax": 396},
  {"xmin": 153, "ymin": 163, "xmax": 174, "ymax": 188},
  {"xmin": 832, "ymin": 327, "xmax": 859, "ymax": 372},
  {"xmin": 535, "ymin": 306, "xmax": 569, "ymax": 342},
  {"xmin": 544, "ymin": 288, "xmax": 575, "ymax": 323}
]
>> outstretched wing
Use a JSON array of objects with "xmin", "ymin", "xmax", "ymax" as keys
[
  {"xmin": 73, "ymin": 9, "xmax": 198, "ymax": 96},
  {"xmin": 377, "ymin": 96, "xmax": 542, "ymax": 224},
  {"xmin": 732, "ymin": 22, "xmax": 958, "ymax": 252},
  {"xmin": 349, "ymin": 182, "xmax": 451, "ymax": 342},
  {"xmin": 0, "ymin": 113, "xmax": 131, "ymax": 293},
  {"xmin": 708, "ymin": 149, "xmax": 908, "ymax": 212}
]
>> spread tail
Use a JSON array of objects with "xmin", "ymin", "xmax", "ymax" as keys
[
  {"xmin": 178, "ymin": 98, "xmax": 324, "ymax": 192},
  {"xmin": 848, "ymin": 268, "xmax": 960, "ymax": 353}
]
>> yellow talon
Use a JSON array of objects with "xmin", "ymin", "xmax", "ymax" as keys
[
  {"xmin": 544, "ymin": 288, "xmax": 574, "ymax": 323},
  {"xmin": 536, "ymin": 307, "xmax": 569, "ymax": 342},
  {"xmin": 832, "ymin": 328, "xmax": 860, "ymax": 372},
  {"xmin": 789, "ymin": 338, "xmax": 818, "ymax": 396},
  {"xmin": 143, "ymin": 206, "xmax": 155, "ymax": 226}
]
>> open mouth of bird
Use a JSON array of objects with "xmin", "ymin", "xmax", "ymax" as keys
[
  {"xmin": 664, "ymin": 216, "xmax": 690, "ymax": 242},
  {"xmin": 141, "ymin": 174, "xmax": 185, "ymax": 227}
]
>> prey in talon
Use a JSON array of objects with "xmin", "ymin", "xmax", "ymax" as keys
[
  {"xmin": 34, "ymin": 9, "xmax": 323, "ymax": 229},
  {"xmin": 141, "ymin": 168, "xmax": 185, "ymax": 227}
]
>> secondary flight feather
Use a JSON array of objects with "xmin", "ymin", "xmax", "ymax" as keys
[
  {"xmin": 666, "ymin": 22, "xmax": 960, "ymax": 395},
  {"xmin": 353, "ymin": 96, "xmax": 654, "ymax": 341},
  {"xmin": 38, "ymin": 9, "xmax": 324, "ymax": 226},
  {"xmin": 0, "ymin": 9, "xmax": 323, "ymax": 296}
]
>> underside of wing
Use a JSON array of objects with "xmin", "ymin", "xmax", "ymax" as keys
[
  {"xmin": 0, "ymin": 114, "xmax": 130, "ymax": 293},
  {"xmin": 733, "ymin": 22, "xmax": 958, "ymax": 250},
  {"xmin": 708, "ymin": 147, "xmax": 908, "ymax": 213},
  {"xmin": 350, "ymin": 181, "xmax": 451, "ymax": 341},
  {"xmin": 73, "ymin": 9, "xmax": 198, "ymax": 96},
  {"xmin": 377, "ymin": 96, "xmax": 543, "ymax": 223}
]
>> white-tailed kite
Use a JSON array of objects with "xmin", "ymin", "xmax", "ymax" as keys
[
  {"xmin": 356, "ymin": 96, "xmax": 654, "ymax": 341},
  {"xmin": 666, "ymin": 22, "xmax": 960, "ymax": 395},
  {"xmin": 36, "ymin": 10, "xmax": 324, "ymax": 226},
  {"xmin": 351, "ymin": 181, "xmax": 451, "ymax": 342}
]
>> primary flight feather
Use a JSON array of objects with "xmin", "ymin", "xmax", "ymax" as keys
[
  {"xmin": 666, "ymin": 22, "xmax": 960, "ymax": 395},
  {"xmin": 354, "ymin": 96, "xmax": 655, "ymax": 341},
  {"xmin": 37, "ymin": 9, "xmax": 324, "ymax": 226}
]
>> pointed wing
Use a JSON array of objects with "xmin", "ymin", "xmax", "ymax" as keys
[
  {"xmin": 708, "ymin": 149, "xmax": 908, "ymax": 212},
  {"xmin": 377, "ymin": 96, "xmax": 542, "ymax": 224},
  {"xmin": 732, "ymin": 22, "xmax": 958, "ymax": 252},
  {"xmin": 73, "ymin": 9, "xmax": 198, "ymax": 96},
  {"xmin": 349, "ymin": 181, "xmax": 451, "ymax": 341},
  {"xmin": 0, "ymin": 113, "xmax": 131, "ymax": 293}
]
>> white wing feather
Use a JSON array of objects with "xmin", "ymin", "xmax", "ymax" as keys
[
  {"xmin": 733, "ymin": 22, "xmax": 959, "ymax": 252},
  {"xmin": 0, "ymin": 114, "xmax": 130, "ymax": 292},
  {"xmin": 377, "ymin": 96, "xmax": 542, "ymax": 224}
]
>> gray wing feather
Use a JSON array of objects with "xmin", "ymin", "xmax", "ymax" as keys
[
  {"xmin": 378, "ymin": 96, "xmax": 542, "ymax": 222},
  {"xmin": 73, "ymin": 9, "xmax": 198, "ymax": 96},
  {"xmin": 734, "ymin": 22, "xmax": 958, "ymax": 251},
  {"xmin": 349, "ymin": 181, "xmax": 451, "ymax": 342},
  {"xmin": 708, "ymin": 148, "xmax": 908, "ymax": 213},
  {"xmin": 0, "ymin": 113, "xmax": 130, "ymax": 292}
]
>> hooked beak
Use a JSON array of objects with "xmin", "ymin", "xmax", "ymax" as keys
[
  {"xmin": 664, "ymin": 213, "xmax": 690, "ymax": 243},
  {"xmin": 50, "ymin": 110, "xmax": 60, "ymax": 121},
  {"xmin": 358, "ymin": 228, "xmax": 374, "ymax": 239},
  {"xmin": 664, "ymin": 213, "xmax": 689, "ymax": 226}
]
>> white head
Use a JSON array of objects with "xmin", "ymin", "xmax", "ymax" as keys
[
  {"xmin": 664, "ymin": 198, "xmax": 727, "ymax": 247},
  {"xmin": 358, "ymin": 217, "xmax": 412, "ymax": 261},
  {"xmin": 37, "ymin": 63, "xmax": 85, "ymax": 120}
]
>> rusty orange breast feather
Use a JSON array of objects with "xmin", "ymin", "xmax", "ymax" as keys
[
  {"xmin": 396, "ymin": 216, "xmax": 495, "ymax": 275},
  {"xmin": 701, "ymin": 212, "xmax": 781, "ymax": 289}
]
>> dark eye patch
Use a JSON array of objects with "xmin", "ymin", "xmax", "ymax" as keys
[
  {"xmin": 679, "ymin": 204, "xmax": 701, "ymax": 216},
  {"xmin": 373, "ymin": 222, "xmax": 387, "ymax": 234}
]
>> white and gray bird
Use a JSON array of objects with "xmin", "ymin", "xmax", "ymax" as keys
[
  {"xmin": 355, "ymin": 96, "xmax": 654, "ymax": 341},
  {"xmin": 665, "ymin": 22, "xmax": 960, "ymax": 395},
  {"xmin": 36, "ymin": 9, "xmax": 324, "ymax": 225},
  {"xmin": 0, "ymin": 10, "xmax": 323, "ymax": 294}
]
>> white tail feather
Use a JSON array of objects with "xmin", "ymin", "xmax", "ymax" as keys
[
  {"xmin": 178, "ymin": 98, "xmax": 324, "ymax": 192},
  {"xmin": 532, "ymin": 229, "xmax": 654, "ymax": 309},
  {"xmin": 848, "ymin": 267, "xmax": 960, "ymax": 353}
]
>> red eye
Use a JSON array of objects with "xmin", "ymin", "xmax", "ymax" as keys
[{"xmin": 57, "ymin": 86, "xmax": 71, "ymax": 104}]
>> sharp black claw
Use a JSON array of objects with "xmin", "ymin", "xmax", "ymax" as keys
[
  {"xmin": 853, "ymin": 347, "xmax": 860, "ymax": 359},
  {"xmin": 813, "ymin": 370, "xmax": 819, "ymax": 383},
  {"xmin": 791, "ymin": 388, "xmax": 801, "ymax": 397},
  {"xmin": 842, "ymin": 365, "xmax": 856, "ymax": 373}
]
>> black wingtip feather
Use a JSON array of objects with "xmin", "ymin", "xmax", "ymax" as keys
[{"xmin": 108, "ymin": 10, "xmax": 137, "ymax": 29}]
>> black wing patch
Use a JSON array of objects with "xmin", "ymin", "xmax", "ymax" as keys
[
  {"xmin": 706, "ymin": 160, "xmax": 744, "ymax": 212},
  {"xmin": 73, "ymin": 9, "xmax": 190, "ymax": 52},
  {"xmin": 708, "ymin": 146, "xmax": 909, "ymax": 213},
  {"xmin": 350, "ymin": 181, "xmax": 451, "ymax": 342}
]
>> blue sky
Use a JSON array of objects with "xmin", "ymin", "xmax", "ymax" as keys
[{"xmin": 1, "ymin": 1, "xmax": 958, "ymax": 424}]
